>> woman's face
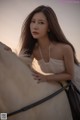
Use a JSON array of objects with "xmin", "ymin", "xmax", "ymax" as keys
[{"xmin": 30, "ymin": 12, "xmax": 49, "ymax": 40}]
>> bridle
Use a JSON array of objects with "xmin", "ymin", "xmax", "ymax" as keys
[{"xmin": 7, "ymin": 83, "xmax": 70, "ymax": 117}]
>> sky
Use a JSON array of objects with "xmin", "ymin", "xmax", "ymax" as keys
[{"xmin": 0, "ymin": 0, "xmax": 80, "ymax": 61}]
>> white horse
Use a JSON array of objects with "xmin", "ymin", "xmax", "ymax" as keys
[{"xmin": 0, "ymin": 43, "xmax": 73, "ymax": 120}]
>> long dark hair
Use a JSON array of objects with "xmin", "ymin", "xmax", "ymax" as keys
[{"xmin": 20, "ymin": 5, "xmax": 79, "ymax": 64}]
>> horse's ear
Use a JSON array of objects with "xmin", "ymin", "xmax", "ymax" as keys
[{"xmin": 0, "ymin": 42, "xmax": 11, "ymax": 51}]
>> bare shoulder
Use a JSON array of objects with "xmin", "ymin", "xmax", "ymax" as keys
[
  {"xmin": 61, "ymin": 44, "xmax": 74, "ymax": 59},
  {"xmin": 56, "ymin": 43, "xmax": 74, "ymax": 58},
  {"xmin": 56, "ymin": 43, "xmax": 72, "ymax": 50},
  {"xmin": 62, "ymin": 44, "xmax": 73, "ymax": 54},
  {"xmin": 54, "ymin": 43, "xmax": 73, "ymax": 53}
]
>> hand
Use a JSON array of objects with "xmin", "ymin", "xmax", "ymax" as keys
[{"xmin": 32, "ymin": 70, "xmax": 47, "ymax": 83}]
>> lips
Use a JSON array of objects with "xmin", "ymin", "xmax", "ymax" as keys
[{"xmin": 32, "ymin": 31, "xmax": 39, "ymax": 34}]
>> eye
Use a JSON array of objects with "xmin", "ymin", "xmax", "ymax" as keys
[
  {"xmin": 39, "ymin": 21, "xmax": 44, "ymax": 24},
  {"xmin": 31, "ymin": 20, "xmax": 35, "ymax": 23}
]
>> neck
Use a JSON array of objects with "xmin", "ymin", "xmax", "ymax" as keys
[{"xmin": 38, "ymin": 37, "xmax": 51, "ymax": 49}]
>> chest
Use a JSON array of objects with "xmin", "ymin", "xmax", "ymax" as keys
[{"xmin": 34, "ymin": 46, "xmax": 64, "ymax": 62}]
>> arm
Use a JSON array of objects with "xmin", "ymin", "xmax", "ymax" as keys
[{"xmin": 46, "ymin": 45, "xmax": 74, "ymax": 82}]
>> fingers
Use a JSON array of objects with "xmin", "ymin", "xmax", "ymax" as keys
[
  {"xmin": 32, "ymin": 72, "xmax": 40, "ymax": 80},
  {"xmin": 32, "ymin": 71, "xmax": 46, "ymax": 83},
  {"xmin": 32, "ymin": 72, "xmax": 41, "ymax": 84}
]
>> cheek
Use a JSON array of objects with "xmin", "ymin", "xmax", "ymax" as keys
[
  {"xmin": 41, "ymin": 27, "xmax": 48, "ymax": 34},
  {"xmin": 30, "ymin": 23, "xmax": 33, "ymax": 30}
]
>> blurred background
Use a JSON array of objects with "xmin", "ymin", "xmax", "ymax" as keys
[{"xmin": 0, "ymin": 0, "xmax": 80, "ymax": 61}]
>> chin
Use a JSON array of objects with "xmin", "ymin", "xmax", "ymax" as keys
[{"xmin": 32, "ymin": 36, "xmax": 39, "ymax": 39}]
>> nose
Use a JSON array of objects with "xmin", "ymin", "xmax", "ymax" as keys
[{"xmin": 33, "ymin": 23, "xmax": 39, "ymax": 30}]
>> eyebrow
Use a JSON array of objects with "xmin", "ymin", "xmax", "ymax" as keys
[
  {"xmin": 32, "ymin": 18, "xmax": 46, "ymax": 22},
  {"xmin": 38, "ymin": 19, "xmax": 46, "ymax": 21}
]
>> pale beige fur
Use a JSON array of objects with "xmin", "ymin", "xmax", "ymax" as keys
[{"xmin": 0, "ymin": 43, "xmax": 73, "ymax": 120}]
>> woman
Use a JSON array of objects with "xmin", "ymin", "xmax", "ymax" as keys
[
  {"xmin": 19, "ymin": 6, "xmax": 80, "ymax": 119},
  {"xmin": 19, "ymin": 5, "xmax": 80, "ymax": 92},
  {"xmin": 0, "ymin": 5, "xmax": 79, "ymax": 120}
]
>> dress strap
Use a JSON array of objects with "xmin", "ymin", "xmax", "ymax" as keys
[
  {"xmin": 39, "ymin": 44, "xmax": 51, "ymax": 59},
  {"xmin": 49, "ymin": 44, "xmax": 51, "ymax": 58},
  {"xmin": 39, "ymin": 47, "xmax": 43, "ymax": 59}
]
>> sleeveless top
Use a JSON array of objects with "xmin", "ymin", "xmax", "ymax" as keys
[{"xmin": 37, "ymin": 45, "xmax": 80, "ymax": 92}]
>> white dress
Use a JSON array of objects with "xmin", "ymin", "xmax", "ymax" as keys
[{"xmin": 36, "ymin": 46, "xmax": 80, "ymax": 92}]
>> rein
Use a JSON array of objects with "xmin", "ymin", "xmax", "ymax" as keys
[{"xmin": 7, "ymin": 83, "xmax": 70, "ymax": 117}]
